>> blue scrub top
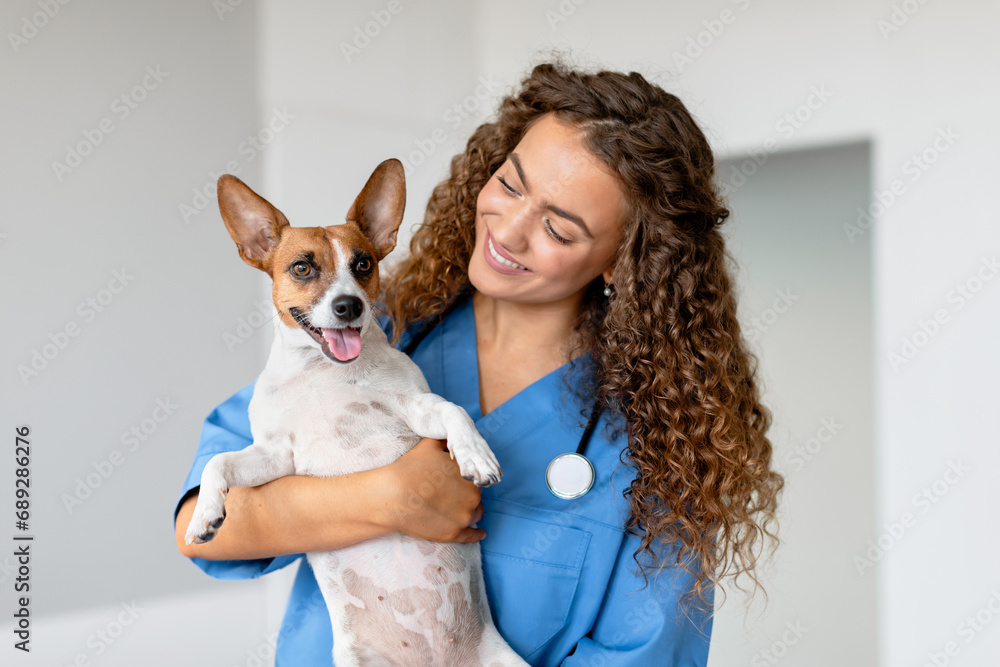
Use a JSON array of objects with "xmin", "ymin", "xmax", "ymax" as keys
[{"xmin": 174, "ymin": 292, "xmax": 713, "ymax": 666}]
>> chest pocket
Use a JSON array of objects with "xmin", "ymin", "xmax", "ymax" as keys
[{"xmin": 478, "ymin": 508, "xmax": 591, "ymax": 660}]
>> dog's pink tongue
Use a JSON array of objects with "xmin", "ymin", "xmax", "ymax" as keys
[{"xmin": 322, "ymin": 328, "xmax": 361, "ymax": 361}]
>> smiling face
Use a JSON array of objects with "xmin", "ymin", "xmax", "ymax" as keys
[{"xmin": 468, "ymin": 112, "xmax": 629, "ymax": 307}]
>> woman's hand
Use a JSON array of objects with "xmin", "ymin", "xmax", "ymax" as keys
[{"xmin": 377, "ymin": 437, "xmax": 486, "ymax": 544}]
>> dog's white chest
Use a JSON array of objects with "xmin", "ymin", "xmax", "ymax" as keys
[{"xmin": 250, "ymin": 364, "xmax": 420, "ymax": 476}]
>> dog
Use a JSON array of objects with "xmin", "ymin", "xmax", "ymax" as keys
[{"xmin": 183, "ymin": 159, "xmax": 529, "ymax": 666}]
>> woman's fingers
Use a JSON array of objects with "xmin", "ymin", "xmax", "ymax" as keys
[
  {"xmin": 388, "ymin": 437, "xmax": 485, "ymax": 543},
  {"xmin": 456, "ymin": 526, "xmax": 486, "ymax": 543}
]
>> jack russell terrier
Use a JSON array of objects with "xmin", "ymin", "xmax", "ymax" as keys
[{"xmin": 184, "ymin": 159, "xmax": 528, "ymax": 666}]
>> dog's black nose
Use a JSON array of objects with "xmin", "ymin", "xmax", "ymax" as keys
[{"xmin": 332, "ymin": 295, "xmax": 363, "ymax": 322}]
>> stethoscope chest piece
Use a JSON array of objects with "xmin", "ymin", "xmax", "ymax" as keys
[{"xmin": 545, "ymin": 453, "xmax": 595, "ymax": 500}]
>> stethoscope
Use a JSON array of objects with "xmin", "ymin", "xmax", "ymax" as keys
[{"xmin": 397, "ymin": 292, "xmax": 601, "ymax": 500}]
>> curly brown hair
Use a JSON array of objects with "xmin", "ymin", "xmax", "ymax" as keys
[{"xmin": 380, "ymin": 58, "xmax": 784, "ymax": 623}]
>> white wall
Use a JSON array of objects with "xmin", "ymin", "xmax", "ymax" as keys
[
  {"xmin": 717, "ymin": 141, "xmax": 876, "ymax": 665},
  {"xmin": 256, "ymin": 0, "xmax": 483, "ymax": 250}
]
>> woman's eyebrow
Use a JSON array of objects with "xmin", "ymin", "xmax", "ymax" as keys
[{"xmin": 510, "ymin": 152, "xmax": 593, "ymax": 239}]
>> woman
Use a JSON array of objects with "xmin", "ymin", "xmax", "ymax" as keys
[{"xmin": 175, "ymin": 60, "xmax": 784, "ymax": 666}]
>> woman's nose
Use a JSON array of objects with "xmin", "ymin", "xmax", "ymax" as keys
[{"xmin": 491, "ymin": 203, "xmax": 533, "ymax": 250}]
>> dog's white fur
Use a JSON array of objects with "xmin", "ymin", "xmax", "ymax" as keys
[{"xmin": 184, "ymin": 163, "xmax": 527, "ymax": 666}]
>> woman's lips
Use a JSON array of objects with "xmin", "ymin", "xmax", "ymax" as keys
[{"xmin": 483, "ymin": 227, "xmax": 531, "ymax": 275}]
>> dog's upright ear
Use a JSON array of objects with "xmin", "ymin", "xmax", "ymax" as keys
[
  {"xmin": 346, "ymin": 158, "xmax": 406, "ymax": 261},
  {"xmin": 217, "ymin": 174, "xmax": 290, "ymax": 274}
]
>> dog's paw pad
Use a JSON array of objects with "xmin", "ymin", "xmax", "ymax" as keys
[
  {"xmin": 185, "ymin": 504, "xmax": 226, "ymax": 546},
  {"xmin": 194, "ymin": 529, "xmax": 217, "ymax": 544},
  {"xmin": 474, "ymin": 473, "xmax": 501, "ymax": 488}
]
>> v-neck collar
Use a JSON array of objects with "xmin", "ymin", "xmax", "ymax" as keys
[{"xmin": 442, "ymin": 291, "xmax": 594, "ymax": 429}]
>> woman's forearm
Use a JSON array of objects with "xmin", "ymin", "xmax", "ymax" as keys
[{"xmin": 176, "ymin": 468, "xmax": 395, "ymax": 561}]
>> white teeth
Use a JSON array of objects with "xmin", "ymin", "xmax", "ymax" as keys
[{"xmin": 488, "ymin": 237, "xmax": 528, "ymax": 270}]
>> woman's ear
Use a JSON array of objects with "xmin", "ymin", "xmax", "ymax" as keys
[{"xmin": 601, "ymin": 265, "xmax": 614, "ymax": 285}]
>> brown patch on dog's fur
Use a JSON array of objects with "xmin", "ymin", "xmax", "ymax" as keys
[
  {"xmin": 370, "ymin": 400, "xmax": 393, "ymax": 416},
  {"xmin": 344, "ymin": 569, "xmax": 433, "ymax": 666},
  {"xmin": 437, "ymin": 545, "xmax": 467, "ymax": 573},
  {"xmin": 346, "ymin": 158, "xmax": 406, "ymax": 261},
  {"xmin": 397, "ymin": 532, "xmax": 438, "ymax": 557},
  {"xmin": 388, "ymin": 586, "xmax": 444, "ymax": 615},
  {"xmin": 442, "ymin": 580, "xmax": 486, "ymax": 664},
  {"xmin": 331, "ymin": 413, "xmax": 365, "ymax": 449},
  {"xmin": 334, "ymin": 414, "xmax": 356, "ymax": 429},
  {"xmin": 342, "ymin": 566, "xmax": 485, "ymax": 667},
  {"xmin": 268, "ymin": 224, "xmax": 382, "ymax": 331}
]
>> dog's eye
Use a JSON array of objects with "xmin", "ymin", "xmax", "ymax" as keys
[
  {"xmin": 355, "ymin": 257, "xmax": 372, "ymax": 273},
  {"xmin": 291, "ymin": 261, "xmax": 312, "ymax": 277}
]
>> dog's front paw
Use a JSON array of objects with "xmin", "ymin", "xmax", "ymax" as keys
[
  {"xmin": 184, "ymin": 488, "xmax": 229, "ymax": 545},
  {"xmin": 448, "ymin": 427, "xmax": 503, "ymax": 488}
]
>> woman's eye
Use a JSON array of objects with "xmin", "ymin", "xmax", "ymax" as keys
[
  {"xmin": 544, "ymin": 218, "xmax": 570, "ymax": 245},
  {"xmin": 291, "ymin": 261, "xmax": 312, "ymax": 277},
  {"xmin": 497, "ymin": 175, "xmax": 518, "ymax": 196},
  {"xmin": 496, "ymin": 169, "xmax": 569, "ymax": 244}
]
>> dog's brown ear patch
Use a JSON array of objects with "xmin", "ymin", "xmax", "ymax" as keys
[
  {"xmin": 346, "ymin": 158, "xmax": 406, "ymax": 261},
  {"xmin": 217, "ymin": 174, "xmax": 291, "ymax": 273}
]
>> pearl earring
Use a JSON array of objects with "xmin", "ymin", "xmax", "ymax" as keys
[{"xmin": 603, "ymin": 283, "xmax": 614, "ymax": 297}]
